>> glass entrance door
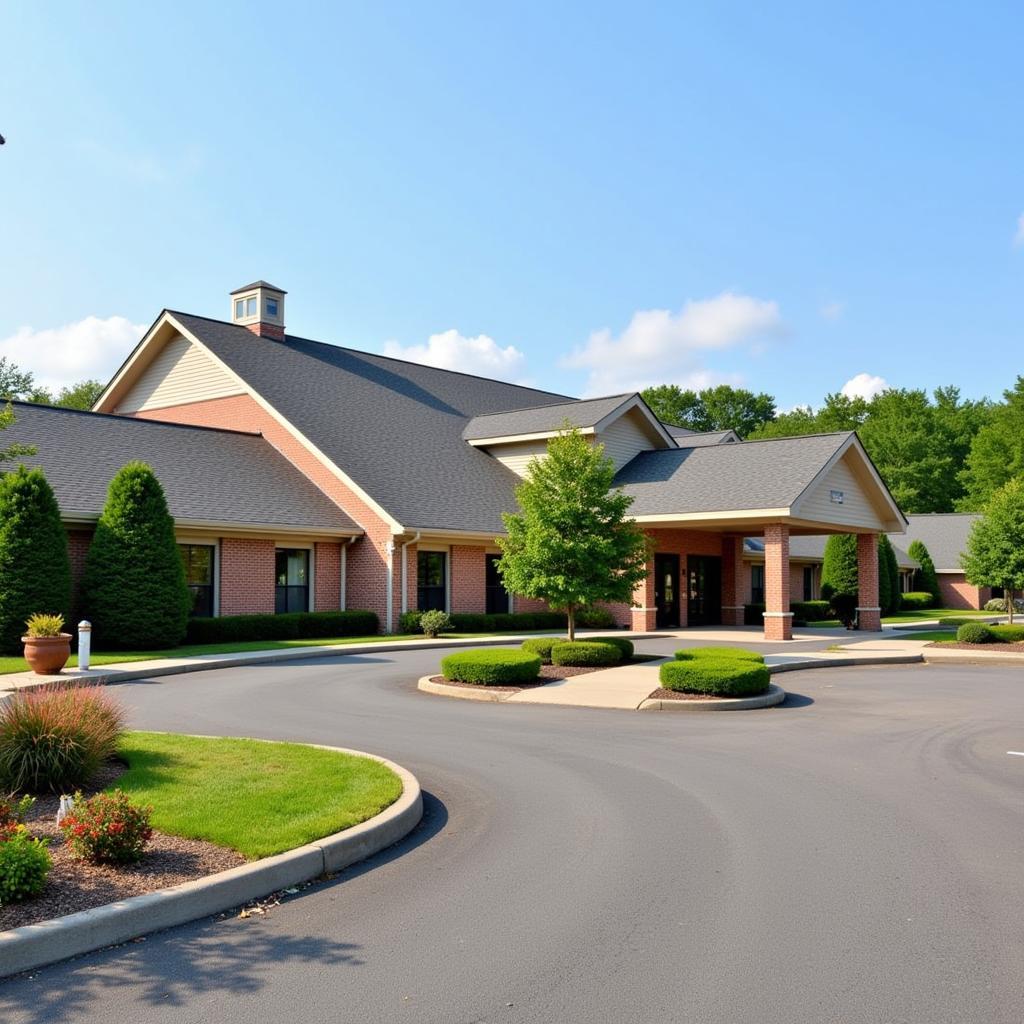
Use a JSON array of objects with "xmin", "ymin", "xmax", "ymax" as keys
[
  {"xmin": 485, "ymin": 554, "xmax": 510, "ymax": 614},
  {"xmin": 654, "ymin": 553, "xmax": 681, "ymax": 628},
  {"xmin": 688, "ymin": 555, "xmax": 722, "ymax": 626}
]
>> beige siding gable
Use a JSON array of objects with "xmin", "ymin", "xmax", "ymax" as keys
[
  {"xmin": 796, "ymin": 454, "xmax": 892, "ymax": 531},
  {"xmin": 116, "ymin": 333, "xmax": 243, "ymax": 414},
  {"xmin": 488, "ymin": 439, "xmax": 549, "ymax": 477},
  {"xmin": 595, "ymin": 408, "xmax": 660, "ymax": 470}
]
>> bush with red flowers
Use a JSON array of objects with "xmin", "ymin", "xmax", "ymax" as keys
[
  {"xmin": 0, "ymin": 794, "xmax": 35, "ymax": 841},
  {"xmin": 59, "ymin": 789, "xmax": 153, "ymax": 865}
]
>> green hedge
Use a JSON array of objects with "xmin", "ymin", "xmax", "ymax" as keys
[
  {"xmin": 440, "ymin": 648, "xmax": 542, "ymax": 685},
  {"xmin": 550, "ymin": 641, "xmax": 621, "ymax": 667},
  {"xmin": 990, "ymin": 624, "xmax": 1024, "ymax": 643},
  {"xmin": 938, "ymin": 616, "xmax": 997, "ymax": 628},
  {"xmin": 399, "ymin": 610, "xmax": 569, "ymax": 634},
  {"xmin": 659, "ymin": 657, "xmax": 771, "ymax": 697},
  {"xmin": 521, "ymin": 637, "xmax": 562, "ymax": 664},
  {"xmin": 576, "ymin": 607, "xmax": 617, "ymax": 629},
  {"xmin": 185, "ymin": 610, "xmax": 379, "ymax": 645},
  {"xmin": 790, "ymin": 600, "xmax": 832, "ymax": 622},
  {"xmin": 956, "ymin": 622, "xmax": 995, "ymax": 644},
  {"xmin": 674, "ymin": 646, "xmax": 765, "ymax": 664},
  {"xmin": 900, "ymin": 592, "xmax": 935, "ymax": 611},
  {"xmin": 583, "ymin": 636, "xmax": 634, "ymax": 660}
]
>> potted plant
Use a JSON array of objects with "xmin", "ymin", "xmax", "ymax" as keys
[{"xmin": 21, "ymin": 613, "xmax": 73, "ymax": 675}]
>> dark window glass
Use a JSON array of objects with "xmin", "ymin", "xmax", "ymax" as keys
[
  {"xmin": 179, "ymin": 544, "xmax": 215, "ymax": 617},
  {"xmin": 266, "ymin": 297, "xmax": 279, "ymax": 317},
  {"xmin": 803, "ymin": 566, "xmax": 814, "ymax": 601},
  {"xmin": 417, "ymin": 551, "xmax": 447, "ymax": 611},
  {"xmin": 275, "ymin": 548, "xmax": 309, "ymax": 613},
  {"xmin": 485, "ymin": 554, "xmax": 510, "ymax": 614},
  {"xmin": 751, "ymin": 565, "xmax": 765, "ymax": 605}
]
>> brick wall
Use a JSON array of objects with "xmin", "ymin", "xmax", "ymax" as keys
[
  {"xmin": 67, "ymin": 528, "xmax": 93, "ymax": 623},
  {"xmin": 133, "ymin": 394, "xmax": 397, "ymax": 627},
  {"xmin": 314, "ymin": 541, "xmax": 341, "ymax": 612},
  {"xmin": 938, "ymin": 573, "xmax": 988, "ymax": 610},
  {"xmin": 763, "ymin": 524, "xmax": 791, "ymax": 640},
  {"xmin": 856, "ymin": 533, "xmax": 881, "ymax": 630},
  {"xmin": 450, "ymin": 545, "xmax": 487, "ymax": 613},
  {"xmin": 220, "ymin": 538, "xmax": 276, "ymax": 616}
]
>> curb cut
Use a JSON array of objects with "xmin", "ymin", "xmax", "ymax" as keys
[
  {"xmin": 0, "ymin": 745, "xmax": 423, "ymax": 980},
  {"xmin": 637, "ymin": 683, "xmax": 787, "ymax": 712}
]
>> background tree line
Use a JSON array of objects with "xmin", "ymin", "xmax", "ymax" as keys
[
  {"xmin": 0, "ymin": 356, "xmax": 105, "ymax": 412},
  {"xmin": 642, "ymin": 379, "xmax": 1024, "ymax": 514}
]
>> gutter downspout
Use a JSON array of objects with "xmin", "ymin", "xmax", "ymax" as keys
[
  {"xmin": 340, "ymin": 536, "xmax": 358, "ymax": 611},
  {"xmin": 400, "ymin": 531, "xmax": 421, "ymax": 617},
  {"xmin": 385, "ymin": 540, "xmax": 396, "ymax": 634}
]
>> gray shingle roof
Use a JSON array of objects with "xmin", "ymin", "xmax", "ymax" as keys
[
  {"xmin": 462, "ymin": 394, "xmax": 634, "ymax": 441},
  {"xmin": 170, "ymin": 312, "xmax": 574, "ymax": 533},
  {"xmin": 613, "ymin": 433, "xmax": 851, "ymax": 515},
  {"xmin": 2, "ymin": 402, "xmax": 359, "ymax": 533},
  {"xmin": 671, "ymin": 429, "xmax": 740, "ymax": 448},
  {"xmin": 899, "ymin": 514, "xmax": 978, "ymax": 573},
  {"xmin": 230, "ymin": 281, "xmax": 287, "ymax": 294}
]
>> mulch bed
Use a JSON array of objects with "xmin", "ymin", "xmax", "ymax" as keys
[
  {"xmin": 0, "ymin": 759, "xmax": 245, "ymax": 932},
  {"xmin": 928, "ymin": 641, "xmax": 1024, "ymax": 654},
  {"xmin": 647, "ymin": 688, "xmax": 729, "ymax": 702}
]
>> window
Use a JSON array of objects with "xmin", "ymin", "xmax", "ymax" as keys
[
  {"xmin": 266, "ymin": 296, "xmax": 279, "ymax": 317},
  {"xmin": 803, "ymin": 566, "xmax": 815, "ymax": 601},
  {"xmin": 245, "ymin": 296, "xmax": 257, "ymax": 316},
  {"xmin": 751, "ymin": 564, "xmax": 765, "ymax": 605},
  {"xmin": 276, "ymin": 548, "xmax": 309, "ymax": 613},
  {"xmin": 417, "ymin": 551, "xmax": 447, "ymax": 611},
  {"xmin": 485, "ymin": 554, "xmax": 510, "ymax": 614},
  {"xmin": 234, "ymin": 298, "xmax": 244, "ymax": 319},
  {"xmin": 179, "ymin": 544, "xmax": 215, "ymax": 617}
]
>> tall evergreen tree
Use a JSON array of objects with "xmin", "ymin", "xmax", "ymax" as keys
[
  {"xmin": 820, "ymin": 534, "xmax": 859, "ymax": 599},
  {"xmin": 82, "ymin": 462, "xmax": 191, "ymax": 648},
  {"xmin": 907, "ymin": 539, "xmax": 941, "ymax": 605},
  {"xmin": 0, "ymin": 466, "xmax": 71, "ymax": 653},
  {"xmin": 497, "ymin": 426, "xmax": 649, "ymax": 640},
  {"xmin": 878, "ymin": 534, "xmax": 901, "ymax": 614}
]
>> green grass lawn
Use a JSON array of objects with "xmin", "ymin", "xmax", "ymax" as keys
[
  {"xmin": 0, "ymin": 629, "xmax": 564, "ymax": 676},
  {"xmin": 112, "ymin": 732, "xmax": 403, "ymax": 859}
]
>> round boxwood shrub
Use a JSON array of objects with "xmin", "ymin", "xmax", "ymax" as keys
[
  {"xmin": 956, "ymin": 622, "xmax": 996, "ymax": 644},
  {"xmin": 674, "ymin": 646, "xmax": 764, "ymax": 664},
  {"xmin": 583, "ymin": 636, "xmax": 634, "ymax": 660},
  {"xmin": 521, "ymin": 637, "xmax": 564, "ymax": 664},
  {"xmin": 989, "ymin": 624, "xmax": 1024, "ymax": 643},
  {"xmin": 550, "ymin": 641, "xmax": 622, "ymax": 667},
  {"xmin": 441, "ymin": 649, "xmax": 542, "ymax": 685},
  {"xmin": 659, "ymin": 657, "xmax": 771, "ymax": 698}
]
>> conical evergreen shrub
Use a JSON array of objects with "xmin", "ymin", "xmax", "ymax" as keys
[
  {"xmin": 0, "ymin": 466, "xmax": 72, "ymax": 654},
  {"xmin": 82, "ymin": 462, "xmax": 191, "ymax": 649}
]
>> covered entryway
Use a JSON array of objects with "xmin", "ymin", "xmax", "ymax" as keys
[{"xmin": 687, "ymin": 555, "xmax": 722, "ymax": 626}]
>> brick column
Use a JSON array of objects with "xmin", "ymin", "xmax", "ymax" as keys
[
  {"xmin": 631, "ymin": 556, "xmax": 657, "ymax": 631},
  {"xmin": 856, "ymin": 533, "xmax": 882, "ymax": 631},
  {"xmin": 763, "ymin": 524, "xmax": 792, "ymax": 641},
  {"xmin": 721, "ymin": 535, "xmax": 745, "ymax": 626}
]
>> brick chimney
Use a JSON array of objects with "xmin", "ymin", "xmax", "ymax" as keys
[{"xmin": 230, "ymin": 281, "xmax": 287, "ymax": 340}]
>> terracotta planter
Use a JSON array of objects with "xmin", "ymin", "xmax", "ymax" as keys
[{"xmin": 21, "ymin": 633, "xmax": 73, "ymax": 675}]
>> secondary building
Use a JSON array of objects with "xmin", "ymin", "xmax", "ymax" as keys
[{"xmin": 3, "ymin": 280, "xmax": 909, "ymax": 639}]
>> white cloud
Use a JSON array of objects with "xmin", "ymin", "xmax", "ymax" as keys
[
  {"xmin": 563, "ymin": 292, "xmax": 784, "ymax": 395},
  {"xmin": 1014, "ymin": 213, "xmax": 1024, "ymax": 248},
  {"xmin": 383, "ymin": 329, "xmax": 527, "ymax": 382},
  {"xmin": 840, "ymin": 372, "xmax": 888, "ymax": 401},
  {"xmin": 820, "ymin": 301, "xmax": 844, "ymax": 321},
  {"xmin": 0, "ymin": 316, "xmax": 147, "ymax": 392}
]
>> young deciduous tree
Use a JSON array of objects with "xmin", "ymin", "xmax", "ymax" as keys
[
  {"xmin": 497, "ymin": 426, "xmax": 649, "ymax": 640},
  {"xmin": 961, "ymin": 478, "xmax": 1024, "ymax": 624},
  {"xmin": 0, "ymin": 466, "xmax": 72, "ymax": 653},
  {"xmin": 82, "ymin": 462, "xmax": 192, "ymax": 648}
]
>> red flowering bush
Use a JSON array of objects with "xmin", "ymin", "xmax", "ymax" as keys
[
  {"xmin": 59, "ymin": 789, "xmax": 153, "ymax": 865},
  {"xmin": 0, "ymin": 795, "xmax": 35, "ymax": 841}
]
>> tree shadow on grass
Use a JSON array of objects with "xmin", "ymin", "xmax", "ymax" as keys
[{"xmin": 0, "ymin": 791, "xmax": 448, "ymax": 1020}]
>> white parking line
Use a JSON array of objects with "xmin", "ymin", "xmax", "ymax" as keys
[{"xmin": 1007, "ymin": 751, "xmax": 1024, "ymax": 757}]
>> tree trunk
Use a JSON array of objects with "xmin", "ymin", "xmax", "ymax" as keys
[
  {"xmin": 567, "ymin": 605, "xmax": 576, "ymax": 642},
  {"xmin": 1008, "ymin": 589, "xmax": 1015, "ymax": 625}
]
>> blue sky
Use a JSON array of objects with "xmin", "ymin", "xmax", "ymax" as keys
[{"xmin": 2, "ymin": 2, "xmax": 1022, "ymax": 407}]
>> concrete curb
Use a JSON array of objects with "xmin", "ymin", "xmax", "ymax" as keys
[
  {"xmin": 417, "ymin": 676, "xmax": 516, "ymax": 702},
  {"xmin": 766, "ymin": 654, "xmax": 924, "ymax": 673},
  {"xmin": 637, "ymin": 683, "xmax": 787, "ymax": 712},
  {"xmin": 923, "ymin": 652, "xmax": 1024, "ymax": 666},
  {"xmin": 0, "ymin": 745, "xmax": 423, "ymax": 980}
]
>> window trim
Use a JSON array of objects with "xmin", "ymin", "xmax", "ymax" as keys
[
  {"xmin": 417, "ymin": 549, "xmax": 449, "ymax": 613},
  {"xmin": 275, "ymin": 545, "xmax": 314, "ymax": 614},
  {"xmin": 178, "ymin": 541, "xmax": 218, "ymax": 618}
]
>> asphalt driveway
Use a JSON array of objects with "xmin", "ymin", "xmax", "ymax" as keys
[{"xmin": 2, "ymin": 645, "xmax": 1022, "ymax": 1023}]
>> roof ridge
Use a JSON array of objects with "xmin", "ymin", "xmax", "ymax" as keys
[
  {"xmin": 6, "ymin": 400, "xmax": 263, "ymax": 439},
  {"xmin": 465, "ymin": 392, "xmax": 636, "ymax": 421},
  {"xmin": 168, "ymin": 310, "xmax": 577, "ymax": 403}
]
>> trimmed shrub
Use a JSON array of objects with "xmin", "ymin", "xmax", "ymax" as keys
[
  {"xmin": 0, "ymin": 466, "xmax": 72, "ymax": 655},
  {"xmin": 398, "ymin": 610, "xmax": 423, "ymax": 633},
  {"xmin": 790, "ymin": 601, "xmax": 832, "ymax": 622},
  {"xmin": 0, "ymin": 684, "xmax": 125, "ymax": 793},
  {"xmin": 956, "ymin": 622, "xmax": 996, "ymax": 644},
  {"xmin": 521, "ymin": 637, "xmax": 562, "ymax": 664},
  {"xmin": 744, "ymin": 603, "xmax": 765, "ymax": 626},
  {"xmin": 441, "ymin": 649, "xmax": 542, "ymax": 685},
  {"xmin": 82, "ymin": 462, "xmax": 191, "ymax": 649},
  {"xmin": 907, "ymin": 540, "xmax": 942, "ymax": 605},
  {"xmin": 675, "ymin": 646, "xmax": 765, "ymax": 664},
  {"xmin": 584, "ymin": 636, "xmax": 634, "ymax": 660},
  {"xmin": 984, "ymin": 597, "xmax": 1024, "ymax": 613},
  {"xmin": 938, "ymin": 616, "xmax": 996, "ymax": 628},
  {"xmin": 185, "ymin": 610, "xmax": 378, "ymax": 645},
  {"xmin": 821, "ymin": 534, "xmax": 859, "ymax": 601},
  {"xmin": 419, "ymin": 610, "xmax": 451, "ymax": 638},
  {"xmin": 550, "ymin": 641, "xmax": 621, "ymax": 667},
  {"xmin": 900, "ymin": 592, "xmax": 935, "ymax": 611},
  {"xmin": 659, "ymin": 657, "xmax": 771, "ymax": 698},
  {"xmin": 990, "ymin": 624, "xmax": 1024, "ymax": 643},
  {"xmin": 60, "ymin": 789, "xmax": 153, "ymax": 865},
  {"xmin": 830, "ymin": 592, "xmax": 858, "ymax": 628},
  {"xmin": 0, "ymin": 828, "xmax": 52, "ymax": 903},
  {"xmin": 576, "ymin": 606, "xmax": 616, "ymax": 629}
]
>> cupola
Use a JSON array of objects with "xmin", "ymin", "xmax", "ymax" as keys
[{"xmin": 230, "ymin": 280, "xmax": 287, "ymax": 339}]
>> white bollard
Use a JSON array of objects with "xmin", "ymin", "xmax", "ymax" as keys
[{"xmin": 78, "ymin": 620, "xmax": 92, "ymax": 671}]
